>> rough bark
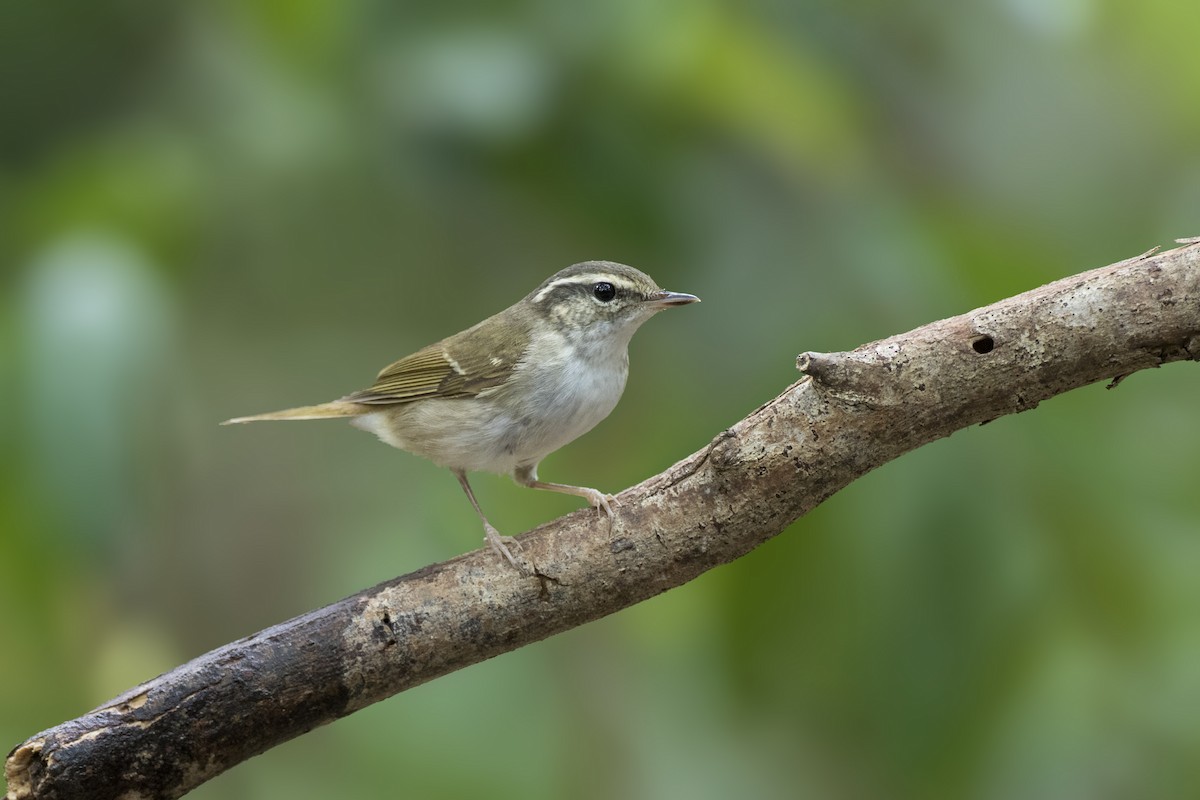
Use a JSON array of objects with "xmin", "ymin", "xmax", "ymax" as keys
[{"xmin": 7, "ymin": 241, "xmax": 1200, "ymax": 800}]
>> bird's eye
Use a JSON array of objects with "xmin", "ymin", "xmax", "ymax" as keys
[{"xmin": 592, "ymin": 282, "xmax": 616, "ymax": 302}]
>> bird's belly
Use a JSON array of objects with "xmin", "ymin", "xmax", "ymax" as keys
[{"xmin": 506, "ymin": 353, "xmax": 626, "ymax": 464}]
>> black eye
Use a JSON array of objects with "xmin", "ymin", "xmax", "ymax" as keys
[{"xmin": 592, "ymin": 282, "xmax": 616, "ymax": 302}]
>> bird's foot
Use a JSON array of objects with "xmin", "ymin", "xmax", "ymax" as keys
[
  {"xmin": 592, "ymin": 491, "xmax": 616, "ymax": 518},
  {"xmin": 483, "ymin": 523, "xmax": 527, "ymax": 573},
  {"xmin": 577, "ymin": 487, "xmax": 616, "ymax": 523}
]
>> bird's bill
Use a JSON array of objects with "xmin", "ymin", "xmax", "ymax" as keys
[{"xmin": 647, "ymin": 290, "xmax": 700, "ymax": 307}]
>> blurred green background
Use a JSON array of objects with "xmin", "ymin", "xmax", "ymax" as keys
[{"xmin": 3, "ymin": 1, "xmax": 1199, "ymax": 798}]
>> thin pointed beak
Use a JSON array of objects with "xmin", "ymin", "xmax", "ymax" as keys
[{"xmin": 647, "ymin": 290, "xmax": 700, "ymax": 308}]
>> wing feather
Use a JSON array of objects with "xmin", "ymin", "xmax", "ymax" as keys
[{"xmin": 341, "ymin": 309, "xmax": 530, "ymax": 405}]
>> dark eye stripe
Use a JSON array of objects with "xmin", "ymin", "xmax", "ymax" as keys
[{"xmin": 532, "ymin": 274, "xmax": 637, "ymax": 305}]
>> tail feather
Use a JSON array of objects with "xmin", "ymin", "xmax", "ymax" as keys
[{"xmin": 222, "ymin": 401, "xmax": 365, "ymax": 425}]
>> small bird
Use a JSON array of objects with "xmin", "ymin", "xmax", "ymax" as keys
[{"xmin": 224, "ymin": 261, "xmax": 699, "ymax": 568}]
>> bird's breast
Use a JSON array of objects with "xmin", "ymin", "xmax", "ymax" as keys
[{"xmin": 505, "ymin": 335, "xmax": 629, "ymax": 460}]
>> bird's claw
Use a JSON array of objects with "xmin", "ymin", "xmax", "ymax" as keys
[{"xmin": 483, "ymin": 524, "xmax": 527, "ymax": 573}]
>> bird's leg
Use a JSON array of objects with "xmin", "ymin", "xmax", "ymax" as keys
[
  {"xmin": 453, "ymin": 470, "xmax": 523, "ymax": 570},
  {"xmin": 513, "ymin": 464, "xmax": 616, "ymax": 518}
]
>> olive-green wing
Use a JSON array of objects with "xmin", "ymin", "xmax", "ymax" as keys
[
  {"xmin": 342, "ymin": 312, "xmax": 529, "ymax": 405},
  {"xmin": 342, "ymin": 346, "xmax": 460, "ymax": 404}
]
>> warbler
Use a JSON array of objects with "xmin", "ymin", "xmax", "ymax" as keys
[{"xmin": 224, "ymin": 261, "xmax": 699, "ymax": 568}]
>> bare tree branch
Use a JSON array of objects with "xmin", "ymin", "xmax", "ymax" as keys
[{"xmin": 7, "ymin": 241, "xmax": 1199, "ymax": 800}]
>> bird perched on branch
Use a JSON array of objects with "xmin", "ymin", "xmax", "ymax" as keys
[{"xmin": 224, "ymin": 261, "xmax": 699, "ymax": 569}]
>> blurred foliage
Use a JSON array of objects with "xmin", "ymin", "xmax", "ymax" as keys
[{"xmin": 3, "ymin": 1, "xmax": 1199, "ymax": 798}]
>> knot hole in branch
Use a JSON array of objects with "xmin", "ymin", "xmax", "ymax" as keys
[{"xmin": 971, "ymin": 335, "xmax": 995, "ymax": 354}]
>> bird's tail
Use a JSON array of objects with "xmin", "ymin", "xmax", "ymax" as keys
[{"xmin": 221, "ymin": 401, "xmax": 366, "ymax": 425}]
